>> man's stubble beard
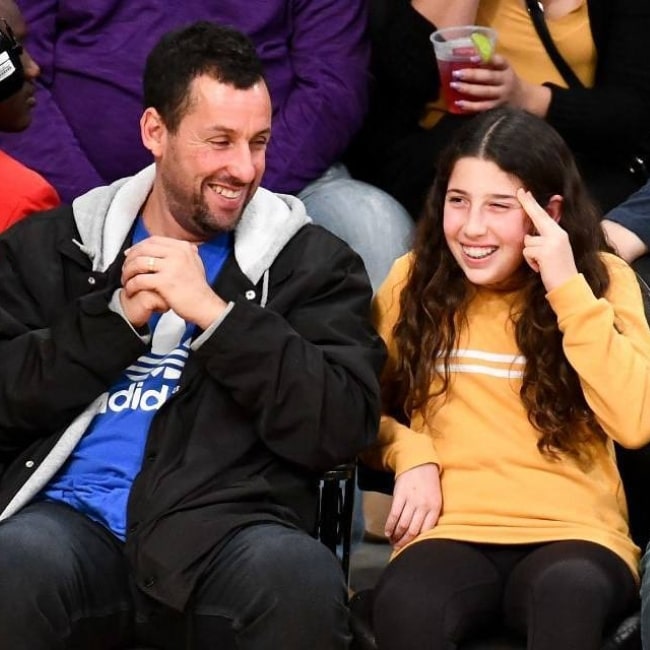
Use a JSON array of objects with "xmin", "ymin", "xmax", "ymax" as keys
[{"xmin": 162, "ymin": 171, "xmax": 244, "ymax": 239}]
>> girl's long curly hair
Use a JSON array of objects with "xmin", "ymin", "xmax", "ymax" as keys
[{"xmin": 387, "ymin": 107, "xmax": 612, "ymax": 463}]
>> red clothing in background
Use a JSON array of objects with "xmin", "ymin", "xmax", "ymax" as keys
[{"xmin": 0, "ymin": 149, "xmax": 59, "ymax": 232}]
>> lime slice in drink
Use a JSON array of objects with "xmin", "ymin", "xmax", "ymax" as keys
[{"xmin": 471, "ymin": 32, "xmax": 493, "ymax": 63}]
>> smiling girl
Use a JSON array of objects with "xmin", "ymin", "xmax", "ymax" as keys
[{"xmin": 365, "ymin": 107, "xmax": 650, "ymax": 649}]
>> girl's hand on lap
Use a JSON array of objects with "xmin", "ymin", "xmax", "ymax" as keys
[{"xmin": 385, "ymin": 463, "xmax": 442, "ymax": 550}]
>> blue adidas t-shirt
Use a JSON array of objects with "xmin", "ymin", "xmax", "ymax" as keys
[{"xmin": 42, "ymin": 219, "xmax": 232, "ymax": 539}]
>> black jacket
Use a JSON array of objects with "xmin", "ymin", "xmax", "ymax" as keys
[{"xmin": 0, "ymin": 180, "xmax": 385, "ymax": 610}]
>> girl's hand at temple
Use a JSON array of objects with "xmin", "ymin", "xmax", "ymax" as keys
[
  {"xmin": 519, "ymin": 189, "xmax": 579, "ymax": 292},
  {"xmin": 385, "ymin": 463, "xmax": 442, "ymax": 550}
]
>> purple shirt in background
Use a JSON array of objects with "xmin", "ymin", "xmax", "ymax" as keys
[{"xmin": 0, "ymin": 1, "xmax": 370, "ymax": 203}]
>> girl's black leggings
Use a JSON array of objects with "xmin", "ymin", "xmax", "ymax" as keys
[{"xmin": 372, "ymin": 538, "xmax": 638, "ymax": 650}]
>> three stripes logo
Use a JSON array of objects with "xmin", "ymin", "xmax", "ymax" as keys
[{"xmin": 98, "ymin": 341, "xmax": 191, "ymax": 413}]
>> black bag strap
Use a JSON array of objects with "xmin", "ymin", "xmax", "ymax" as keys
[{"xmin": 525, "ymin": 0, "xmax": 584, "ymax": 89}]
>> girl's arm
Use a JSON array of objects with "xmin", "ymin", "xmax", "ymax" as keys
[
  {"xmin": 362, "ymin": 254, "xmax": 440, "ymax": 475},
  {"xmin": 361, "ymin": 416, "xmax": 442, "ymax": 549},
  {"xmin": 361, "ymin": 254, "xmax": 443, "ymax": 546},
  {"xmin": 548, "ymin": 254, "xmax": 650, "ymax": 448},
  {"xmin": 386, "ymin": 463, "xmax": 442, "ymax": 549},
  {"xmin": 518, "ymin": 190, "xmax": 650, "ymax": 447}
]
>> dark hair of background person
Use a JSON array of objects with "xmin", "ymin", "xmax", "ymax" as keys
[
  {"xmin": 143, "ymin": 21, "xmax": 265, "ymax": 133},
  {"xmin": 386, "ymin": 107, "xmax": 613, "ymax": 464}
]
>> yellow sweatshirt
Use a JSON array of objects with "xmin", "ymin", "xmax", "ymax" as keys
[{"xmin": 366, "ymin": 253, "xmax": 650, "ymax": 578}]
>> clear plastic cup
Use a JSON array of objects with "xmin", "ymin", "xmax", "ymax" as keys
[{"xmin": 430, "ymin": 25, "xmax": 497, "ymax": 114}]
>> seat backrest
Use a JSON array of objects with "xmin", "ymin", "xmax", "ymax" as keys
[
  {"xmin": 317, "ymin": 464, "xmax": 356, "ymax": 583},
  {"xmin": 616, "ymin": 441, "xmax": 650, "ymax": 551}
]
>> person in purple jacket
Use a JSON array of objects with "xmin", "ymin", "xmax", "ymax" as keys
[{"xmin": 0, "ymin": 0, "xmax": 414, "ymax": 290}]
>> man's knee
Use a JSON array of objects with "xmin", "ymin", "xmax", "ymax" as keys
[
  {"xmin": 0, "ymin": 504, "xmax": 80, "ymax": 589},
  {"xmin": 223, "ymin": 524, "xmax": 346, "ymax": 608},
  {"xmin": 192, "ymin": 525, "xmax": 350, "ymax": 649},
  {"xmin": 0, "ymin": 502, "xmax": 132, "ymax": 643}
]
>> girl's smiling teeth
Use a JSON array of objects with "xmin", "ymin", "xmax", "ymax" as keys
[{"xmin": 462, "ymin": 245, "xmax": 498, "ymax": 259}]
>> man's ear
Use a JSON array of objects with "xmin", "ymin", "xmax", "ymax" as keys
[
  {"xmin": 545, "ymin": 194, "xmax": 563, "ymax": 223},
  {"xmin": 140, "ymin": 107, "xmax": 166, "ymax": 157}
]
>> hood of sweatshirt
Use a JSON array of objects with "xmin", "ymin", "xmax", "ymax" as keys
[{"xmin": 71, "ymin": 164, "xmax": 311, "ymax": 285}]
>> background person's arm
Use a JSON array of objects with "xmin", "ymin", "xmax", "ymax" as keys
[
  {"xmin": 370, "ymin": 0, "xmax": 441, "ymax": 108},
  {"xmin": 602, "ymin": 220, "xmax": 648, "ymax": 263},
  {"xmin": 603, "ymin": 180, "xmax": 650, "ymax": 264},
  {"xmin": 261, "ymin": 0, "xmax": 370, "ymax": 194},
  {"xmin": 411, "ymin": 0, "xmax": 480, "ymax": 29},
  {"xmin": 366, "ymin": 0, "xmax": 480, "ymax": 117},
  {"xmin": 544, "ymin": 0, "xmax": 650, "ymax": 157}
]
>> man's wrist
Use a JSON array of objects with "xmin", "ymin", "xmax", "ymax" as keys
[
  {"xmin": 193, "ymin": 293, "xmax": 229, "ymax": 330},
  {"xmin": 110, "ymin": 289, "xmax": 151, "ymax": 339}
]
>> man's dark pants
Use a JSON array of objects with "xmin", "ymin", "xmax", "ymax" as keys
[{"xmin": 0, "ymin": 501, "xmax": 351, "ymax": 649}]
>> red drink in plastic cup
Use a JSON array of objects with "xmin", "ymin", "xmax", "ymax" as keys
[
  {"xmin": 431, "ymin": 26, "xmax": 497, "ymax": 114},
  {"xmin": 437, "ymin": 55, "xmax": 484, "ymax": 114}
]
